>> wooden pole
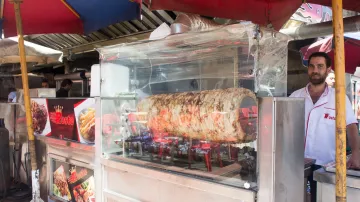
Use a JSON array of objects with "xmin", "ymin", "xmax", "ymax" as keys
[
  {"xmin": 331, "ymin": 0, "xmax": 347, "ymax": 201},
  {"xmin": 0, "ymin": 0, "xmax": 4, "ymax": 19},
  {"xmin": 9, "ymin": 0, "xmax": 43, "ymax": 201}
]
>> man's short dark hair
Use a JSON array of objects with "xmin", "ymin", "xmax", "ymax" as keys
[
  {"xmin": 308, "ymin": 52, "xmax": 332, "ymax": 68},
  {"xmin": 42, "ymin": 78, "xmax": 49, "ymax": 83},
  {"xmin": 61, "ymin": 79, "xmax": 73, "ymax": 87}
]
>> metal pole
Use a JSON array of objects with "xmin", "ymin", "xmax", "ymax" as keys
[
  {"xmin": 280, "ymin": 15, "xmax": 360, "ymax": 40},
  {"xmin": 9, "ymin": 0, "xmax": 43, "ymax": 201},
  {"xmin": 331, "ymin": 0, "xmax": 347, "ymax": 201}
]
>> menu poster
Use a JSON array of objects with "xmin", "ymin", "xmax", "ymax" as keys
[
  {"xmin": 74, "ymin": 99, "xmax": 96, "ymax": 144},
  {"xmin": 31, "ymin": 98, "xmax": 51, "ymax": 136},
  {"xmin": 51, "ymin": 159, "xmax": 96, "ymax": 202},
  {"xmin": 47, "ymin": 99, "xmax": 85, "ymax": 142}
]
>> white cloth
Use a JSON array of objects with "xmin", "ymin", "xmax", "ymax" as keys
[{"xmin": 290, "ymin": 83, "xmax": 357, "ymax": 165}]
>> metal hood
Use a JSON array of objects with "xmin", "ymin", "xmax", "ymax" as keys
[{"xmin": 170, "ymin": 13, "xmax": 223, "ymax": 35}]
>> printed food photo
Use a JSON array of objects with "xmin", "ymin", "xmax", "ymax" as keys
[
  {"xmin": 53, "ymin": 165, "xmax": 72, "ymax": 201},
  {"xmin": 74, "ymin": 98, "xmax": 96, "ymax": 144},
  {"xmin": 79, "ymin": 108, "xmax": 95, "ymax": 143},
  {"xmin": 30, "ymin": 99, "xmax": 51, "ymax": 136}
]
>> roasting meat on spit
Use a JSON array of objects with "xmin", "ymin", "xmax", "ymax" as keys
[{"xmin": 136, "ymin": 88, "xmax": 257, "ymax": 143}]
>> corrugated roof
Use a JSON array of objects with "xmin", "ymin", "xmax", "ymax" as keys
[
  {"xmin": 26, "ymin": 4, "xmax": 346, "ymax": 54},
  {"xmin": 24, "ymin": 4, "xmax": 177, "ymax": 53}
]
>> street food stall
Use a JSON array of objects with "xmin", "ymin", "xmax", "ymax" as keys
[{"xmin": 92, "ymin": 23, "xmax": 306, "ymax": 202}]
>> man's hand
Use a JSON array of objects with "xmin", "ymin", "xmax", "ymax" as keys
[
  {"xmin": 348, "ymin": 151, "xmax": 360, "ymax": 170},
  {"xmin": 347, "ymin": 123, "xmax": 360, "ymax": 170}
]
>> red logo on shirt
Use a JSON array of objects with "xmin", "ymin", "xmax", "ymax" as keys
[{"xmin": 324, "ymin": 113, "xmax": 335, "ymax": 120}]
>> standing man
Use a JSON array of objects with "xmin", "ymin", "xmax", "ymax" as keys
[
  {"xmin": 325, "ymin": 71, "xmax": 335, "ymax": 88},
  {"xmin": 41, "ymin": 78, "xmax": 50, "ymax": 88},
  {"xmin": 56, "ymin": 79, "xmax": 73, "ymax": 97},
  {"xmin": 7, "ymin": 88, "xmax": 17, "ymax": 103},
  {"xmin": 290, "ymin": 52, "xmax": 360, "ymax": 201}
]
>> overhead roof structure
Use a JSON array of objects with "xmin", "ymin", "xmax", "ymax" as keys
[
  {"xmin": 24, "ymin": 4, "xmax": 177, "ymax": 55},
  {"xmin": 23, "ymin": 3, "xmax": 358, "ymax": 56}
]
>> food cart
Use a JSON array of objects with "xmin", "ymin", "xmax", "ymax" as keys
[{"xmin": 93, "ymin": 23, "xmax": 306, "ymax": 202}]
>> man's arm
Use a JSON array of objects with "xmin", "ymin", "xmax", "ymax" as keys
[
  {"xmin": 347, "ymin": 124, "xmax": 360, "ymax": 153},
  {"xmin": 347, "ymin": 124, "xmax": 360, "ymax": 169},
  {"xmin": 345, "ymin": 95, "xmax": 360, "ymax": 169}
]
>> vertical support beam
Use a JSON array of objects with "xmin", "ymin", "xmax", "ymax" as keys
[
  {"xmin": 10, "ymin": 0, "xmax": 43, "ymax": 201},
  {"xmin": 0, "ymin": 0, "xmax": 4, "ymax": 19},
  {"xmin": 331, "ymin": 0, "xmax": 347, "ymax": 201}
]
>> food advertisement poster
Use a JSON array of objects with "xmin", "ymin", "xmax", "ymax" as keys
[
  {"xmin": 47, "ymin": 99, "xmax": 83, "ymax": 141},
  {"xmin": 74, "ymin": 99, "xmax": 96, "ymax": 144},
  {"xmin": 31, "ymin": 98, "xmax": 51, "ymax": 136},
  {"xmin": 52, "ymin": 159, "xmax": 95, "ymax": 202},
  {"xmin": 30, "ymin": 98, "xmax": 96, "ymax": 145},
  {"xmin": 356, "ymin": 83, "xmax": 360, "ymax": 120}
]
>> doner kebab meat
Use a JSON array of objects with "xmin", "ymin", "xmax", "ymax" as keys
[{"xmin": 136, "ymin": 88, "xmax": 257, "ymax": 143}]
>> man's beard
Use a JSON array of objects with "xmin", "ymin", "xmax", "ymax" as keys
[{"xmin": 309, "ymin": 73, "xmax": 327, "ymax": 85}]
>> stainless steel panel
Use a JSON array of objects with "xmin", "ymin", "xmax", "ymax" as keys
[
  {"xmin": 257, "ymin": 97, "xmax": 305, "ymax": 202},
  {"xmin": 314, "ymin": 169, "xmax": 360, "ymax": 189},
  {"xmin": 102, "ymin": 158, "xmax": 255, "ymax": 202},
  {"xmin": 317, "ymin": 182, "xmax": 360, "ymax": 202}
]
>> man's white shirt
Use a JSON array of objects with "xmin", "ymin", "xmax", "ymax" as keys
[{"xmin": 290, "ymin": 83, "xmax": 357, "ymax": 165}]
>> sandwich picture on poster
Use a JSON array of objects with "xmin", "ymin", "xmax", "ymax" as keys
[{"xmin": 53, "ymin": 165, "xmax": 72, "ymax": 201}]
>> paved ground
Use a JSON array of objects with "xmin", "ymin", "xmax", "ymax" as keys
[
  {"xmin": 2, "ymin": 198, "xmax": 31, "ymax": 202},
  {"xmin": 1, "ymin": 187, "xmax": 32, "ymax": 202}
]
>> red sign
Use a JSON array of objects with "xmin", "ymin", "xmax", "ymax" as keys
[{"xmin": 47, "ymin": 99, "xmax": 83, "ymax": 141}]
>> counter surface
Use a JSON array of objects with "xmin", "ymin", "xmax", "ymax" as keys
[
  {"xmin": 314, "ymin": 168, "xmax": 360, "ymax": 189},
  {"xmin": 304, "ymin": 158, "xmax": 315, "ymax": 168}
]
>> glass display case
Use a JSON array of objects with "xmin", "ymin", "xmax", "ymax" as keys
[{"xmin": 97, "ymin": 23, "xmax": 289, "ymax": 190}]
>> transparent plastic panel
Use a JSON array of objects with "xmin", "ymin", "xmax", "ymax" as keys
[
  {"xmin": 255, "ymin": 28, "xmax": 290, "ymax": 97},
  {"xmin": 98, "ymin": 23, "xmax": 289, "ymax": 189}
]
